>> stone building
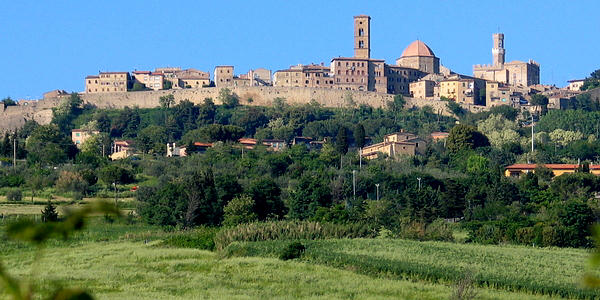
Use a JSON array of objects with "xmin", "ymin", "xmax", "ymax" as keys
[
  {"xmin": 361, "ymin": 131, "xmax": 426, "ymax": 159},
  {"xmin": 566, "ymin": 79, "xmax": 585, "ymax": 91},
  {"xmin": 85, "ymin": 72, "xmax": 131, "ymax": 93},
  {"xmin": 438, "ymin": 75, "xmax": 486, "ymax": 105},
  {"xmin": 473, "ymin": 33, "xmax": 540, "ymax": 87},
  {"xmin": 214, "ymin": 66, "xmax": 234, "ymax": 87},
  {"xmin": 485, "ymin": 81, "xmax": 523, "ymax": 107},
  {"xmin": 275, "ymin": 64, "xmax": 335, "ymax": 88},
  {"xmin": 132, "ymin": 71, "xmax": 164, "ymax": 90},
  {"xmin": 409, "ymin": 80, "xmax": 436, "ymax": 99}
]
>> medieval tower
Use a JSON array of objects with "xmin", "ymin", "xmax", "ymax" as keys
[
  {"xmin": 492, "ymin": 33, "xmax": 505, "ymax": 66},
  {"xmin": 353, "ymin": 15, "xmax": 370, "ymax": 59}
]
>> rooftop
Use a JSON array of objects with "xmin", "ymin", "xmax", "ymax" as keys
[{"xmin": 401, "ymin": 40, "xmax": 435, "ymax": 58}]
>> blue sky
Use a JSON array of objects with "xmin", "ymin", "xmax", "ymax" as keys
[{"xmin": 1, "ymin": 0, "xmax": 598, "ymax": 99}]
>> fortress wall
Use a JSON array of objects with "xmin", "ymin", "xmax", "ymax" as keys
[{"xmin": 1, "ymin": 86, "xmax": 463, "ymax": 133}]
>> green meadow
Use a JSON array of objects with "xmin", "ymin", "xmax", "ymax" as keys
[{"xmin": 1, "ymin": 220, "xmax": 597, "ymax": 299}]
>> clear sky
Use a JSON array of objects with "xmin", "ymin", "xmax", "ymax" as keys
[{"xmin": 1, "ymin": 0, "xmax": 598, "ymax": 100}]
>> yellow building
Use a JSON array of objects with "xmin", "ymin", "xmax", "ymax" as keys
[
  {"xmin": 71, "ymin": 129, "xmax": 99, "ymax": 148},
  {"xmin": 566, "ymin": 79, "xmax": 585, "ymax": 91},
  {"xmin": 132, "ymin": 71, "xmax": 164, "ymax": 90},
  {"xmin": 410, "ymin": 80, "xmax": 436, "ymax": 99},
  {"xmin": 361, "ymin": 132, "xmax": 426, "ymax": 160},
  {"xmin": 504, "ymin": 164, "xmax": 600, "ymax": 178},
  {"xmin": 85, "ymin": 72, "xmax": 131, "ymax": 93}
]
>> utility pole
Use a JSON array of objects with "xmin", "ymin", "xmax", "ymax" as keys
[
  {"xmin": 13, "ymin": 133, "xmax": 16, "ymax": 170},
  {"xmin": 113, "ymin": 182, "xmax": 118, "ymax": 207},
  {"xmin": 359, "ymin": 148, "xmax": 362, "ymax": 169},
  {"xmin": 417, "ymin": 177, "xmax": 422, "ymax": 191},
  {"xmin": 352, "ymin": 170, "xmax": 357, "ymax": 201},
  {"xmin": 375, "ymin": 183, "xmax": 380, "ymax": 201},
  {"xmin": 531, "ymin": 113, "xmax": 534, "ymax": 153}
]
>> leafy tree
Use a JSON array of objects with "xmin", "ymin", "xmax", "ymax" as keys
[
  {"xmin": 529, "ymin": 94, "xmax": 549, "ymax": 114},
  {"xmin": 26, "ymin": 124, "xmax": 77, "ymax": 166},
  {"xmin": 181, "ymin": 124, "xmax": 244, "ymax": 143},
  {"xmin": 446, "ymin": 101, "xmax": 466, "ymax": 118},
  {"xmin": 248, "ymin": 177, "xmax": 285, "ymax": 220},
  {"xmin": 1, "ymin": 97, "xmax": 17, "ymax": 109},
  {"xmin": 549, "ymin": 129, "xmax": 584, "ymax": 147},
  {"xmin": 477, "ymin": 114, "xmax": 520, "ymax": 148},
  {"xmin": 581, "ymin": 69, "xmax": 600, "ymax": 91},
  {"xmin": 98, "ymin": 165, "xmax": 134, "ymax": 185},
  {"xmin": 137, "ymin": 125, "xmax": 168, "ymax": 154},
  {"xmin": 131, "ymin": 82, "xmax": 147, "ymax": 91},
  {"xmin": 197, "ymin": 98, "xmax": 216, "ymax": 125},
  {"xmin": 219, "ymin": 88, "xmax": 239, "ymax": 108},
  {"xmin": 288, "ymin": 173, "xmax": 332, "ymax": 220},
  {"xmin": 159, "ymin": 94, "xmax": 175, "ymax": 109},
  {"xmin": 354, "ymin": 123, "xmax": 366, "ymax": 148},
  {"xmin": 183, "ymin": 169, "xmax": 219, "ymax": 226},
  {"xmin": 446, "ymin": 124, "xmax": 490, "ymax": 153},
  {"xmin": 222, "ymin": 194, "xmax": 258, "ymax": 226}
]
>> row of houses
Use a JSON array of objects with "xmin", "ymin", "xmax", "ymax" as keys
[{"xmin": 85, "ymin": 67, "xmax": 273, "ymax": 94}]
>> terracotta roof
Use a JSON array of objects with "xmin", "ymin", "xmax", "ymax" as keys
[
  {"xmin": 567, "ymin": 79, "xmax": 585, "ymax": 83},
  {"xmin": 331, "ymin": 57, "xmax": 385, "ymax": 62},
  {"xmin": 85, "ymin": 75, "xmax": 99, "ymax": 79},
  {"xmin": 100, "ymin": 71, "xmax": 129, "ymax": 74},
  {"xmin": 133, "ymin": 71, "xmax": 151, "ymax": 74},
  {"xmin": 505, "ymin": 164, "xmax": 600, "ymax": 170},
  {"xmin": 354, "ymin": 15, "xmax": 371, "ymax": 19},
  {"xmin": 193, "ymin": 142, "xmax": 213, "ymax": 147},
  {"xmin": 401, "ymin": 40, "xmax": 435, "ymax": 58}
]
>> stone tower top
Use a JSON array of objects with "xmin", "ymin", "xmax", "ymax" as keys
[
  {"xmin": 354, "ymin": 15, "xmax": 370, "ymax": 59},
  {"xmin": 492, "ymin": 33, "xmax": 505, "ymax": 66}
]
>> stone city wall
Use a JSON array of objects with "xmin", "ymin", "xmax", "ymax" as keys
[{"xmin": 1, "ymin": 86, "xmax": 475, "ymax": 132}]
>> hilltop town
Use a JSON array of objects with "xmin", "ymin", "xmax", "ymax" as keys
[
  {"xmin": 81, "ymin": 15, "xmax": 588, "ymax": 110},
  {"xmin": 2, "ymin": 15, "xmax": 599, "ymax": 134}
]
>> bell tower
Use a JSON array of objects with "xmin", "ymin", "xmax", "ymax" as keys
[
  {"xmin": 354, "ymin": 15, "xmax": 370, "ymax": 59},
  {"xmin": 492, "ymin": 33, "xmax": 505, "ymax": 66}
]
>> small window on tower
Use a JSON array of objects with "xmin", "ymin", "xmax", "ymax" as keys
[
  {"xmin": 359, "ymin": 41, "xmax": 364, "ymax": 48},
  {"xmin": 359, "ymin": 28, "xmax": 364, "ymax": 36}
]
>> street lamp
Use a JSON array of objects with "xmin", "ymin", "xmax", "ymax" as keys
[
  {"xmin": 417, "ymin": 177, "xmax": 422, "ymax": 191},
  {"xmin": 375, "ymin": 183, "xmax": 380, "ymax": 201}
]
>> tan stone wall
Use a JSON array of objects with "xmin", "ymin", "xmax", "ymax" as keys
[{"xmin": 1, "ymin": 86, "xmax": 481, "ymax": 133}]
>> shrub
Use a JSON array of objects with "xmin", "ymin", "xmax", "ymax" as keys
[
  {"xmin": 6, "ymin": 189, "xmax": 22, "ymax": 202},
  {"xmin": 159, "ymin": 227, "xmax": 219, "ymax": 251},
  {"xmin": 279, "ymin": 241, "xmax": 305, "ymax": 260},
  {"xmin": 214, "ymin": 220, "xmax": 375, "ymax": 251},
  {"xmin": 222, "ymin": 195, "xmax": 258, "ymax": 227}
]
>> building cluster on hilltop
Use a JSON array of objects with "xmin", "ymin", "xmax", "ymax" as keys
[{"xmin": 81, "ymin": 15, "xmax": 588, "ymax": 110}]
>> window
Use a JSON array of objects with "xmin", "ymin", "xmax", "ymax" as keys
[
  {"xmin": 358, "ymin": 28, "xmax": 364, "ymax": 36},
  {"xmin": 359, "ymin": 41, "xmax": 364, "ymax": 48}
]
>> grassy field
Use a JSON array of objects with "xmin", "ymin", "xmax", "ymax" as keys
[
  {"xmin": 1, "ymin": 240, "xmax": 568, "ymax": 300},
  {"xmin": 224, "ymin": 239, "xmax": 600, "ymax": 299},
  {"xmin": 0, "ymin": 196, "xmax": 135, "ymax": 216},
  {"xmin": 0, "ymin": 219, "xmax": 597, "ymax": 299}
]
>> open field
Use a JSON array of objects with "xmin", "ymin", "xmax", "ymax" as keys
[
  {"xmin": 224, "ymin": 239, "xmax": 600, "ymax": 299},
  {"xmin": 1, "ymin": 240, "xmax": 568, "ymax": 300},
  {"xmin": 0, "ymin": 196, "xmax": 135, "ymax": 216},
  {"xmin": 0, "ymin": 219, "xmax": 597, "ymax": 299}
]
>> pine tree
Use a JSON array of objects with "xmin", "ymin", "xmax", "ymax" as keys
[
  {"xmin": 354, "ymin": 124, "xmax": 366, "ymax": 148},
  {"xmin": 335, "ymin": 126, "xmax": 349, "ymax": 155},
  {"xmin": 41, "ymin": 200, "xmax": 59, "ymax": 222}
]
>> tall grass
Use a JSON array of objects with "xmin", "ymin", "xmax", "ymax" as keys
[
  {"xmin": 224, "ymin": 239, "xmax": 600, "ymax": 299},
  {"xmin": 214, "ymin": 220, "xmax": 375, "ymax": 250}
]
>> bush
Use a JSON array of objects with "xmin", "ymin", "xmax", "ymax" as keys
[
  {"xmin": 279, "ymin": 241, "xmax": 305, "ymax": 260},
  {"xmin": 222, "ymin": 195, "xmax": 258, "ymax": 227},
  {"xmin": 6, "ymin": 189, "xmax": 22, "ymax": 202},
  {"xmin": 214, "ymin": 220, "xmax": 375, "ymax": 251},
  {"xmin": 159, "ymin": 227, "xmax": 219, "ymax": 251}
]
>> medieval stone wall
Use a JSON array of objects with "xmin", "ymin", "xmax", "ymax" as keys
[{"xmin": 1, "ymin": 86, "xmax": 474, "ymax": 133}]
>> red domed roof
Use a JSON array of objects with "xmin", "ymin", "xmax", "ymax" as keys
[{"xmin": 401, "ymin": 40, "xmax": 435, "ymax": 57}]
